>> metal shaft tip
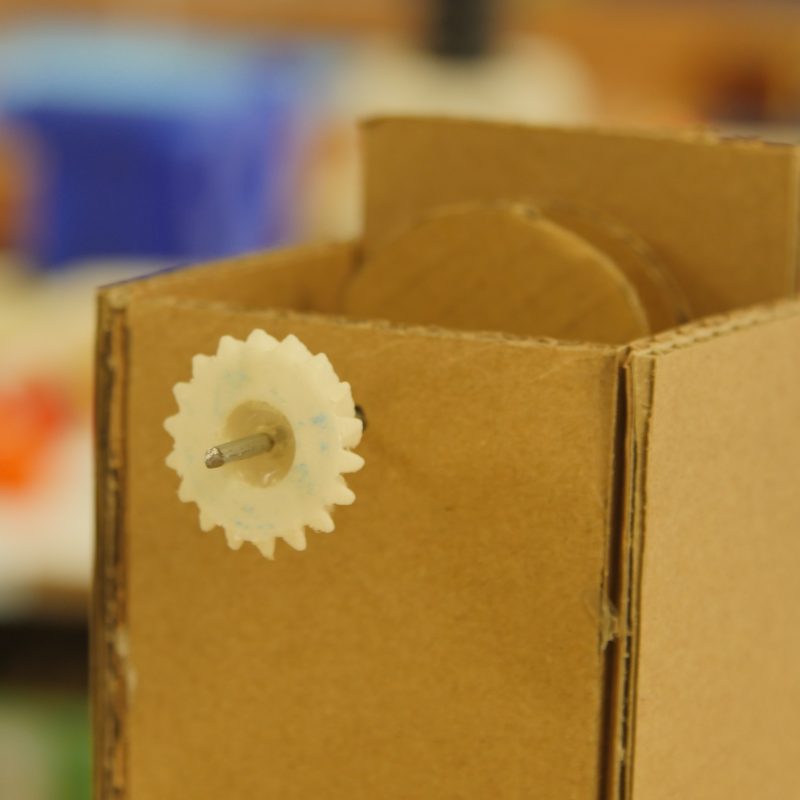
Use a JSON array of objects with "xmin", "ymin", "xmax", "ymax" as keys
[
  {"xmin": 204, "ymin": 447, "xmax": 227, "ymax": 469},
  {"xmin": 204, "ymin": 432, "xmax": 275, "ymax": 469}
]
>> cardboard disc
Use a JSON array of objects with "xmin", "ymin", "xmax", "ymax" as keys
[
  {"xmin": 345, "ymin": 203, "xmax": 651, "ymax": 344},
  {"xmin": 542, "ymin": 203, "xmax": 692, "ymax": 332}
]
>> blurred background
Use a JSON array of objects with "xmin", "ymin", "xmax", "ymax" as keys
[{"xmin": 2, "ymin": 0, "xmax": 800, "ymax": 797}]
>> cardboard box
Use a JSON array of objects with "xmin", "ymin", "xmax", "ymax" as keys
[{"xmin": 93, "ymin": 118, "xmax": 800, "ymax": 799}]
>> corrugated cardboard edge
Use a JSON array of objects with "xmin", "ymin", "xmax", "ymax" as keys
[
  {"xmin": 93, "ymin": 285, "xmax": 132, "ymax": 800},
  {"xmin": 613, "ymin": 296, "xmax": 800, "ymax": 800},
  {"xmin": 606, "ymin": 341, "xmax": 653, "ymax": 800},
  {"xmin": 597, "ymin": 348, "xmax": 631, "ymax": 800}
]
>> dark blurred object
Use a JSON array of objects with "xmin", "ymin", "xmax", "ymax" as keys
[
  {"xmin": 0, "ymin": 618, "xmax": 87, "ymax": 692},
  {"xmin": 0, "ymin": 25, "xmax": 328, "ymax": 268},
  {"xmin": 0, "ymin": 620, "xmax": 89, "ymax": 800},
  {"xmin": 533, "ymin": 4, "xmax": 800, "ymax": 125},
  {"xmin": 428, "ymin": 0, "xmax": 496, "ymax": 59},
  {"xmin": 703, "ymin": 57, "xmax": 771, "ymax": 123}
]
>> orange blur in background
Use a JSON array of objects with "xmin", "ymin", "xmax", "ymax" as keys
[{"xmin": 0, "ymin": 380, "xmax": 73, "ymax": 490}]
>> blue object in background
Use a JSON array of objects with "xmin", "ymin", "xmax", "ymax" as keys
[{"xmin": 0, "ymin": 25, "xmax": 328, "ymax": 268}]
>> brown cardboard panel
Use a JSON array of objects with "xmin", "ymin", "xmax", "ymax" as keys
[
  {"xmin": 345, "ymin": 203, "xmax": 651, "ymax": 343},
  {"xmin": 115, "ymin": 296, "xmax": 622, "ymax": 799},
  {"xmin": 625, "ymin": 299, "xmax": 800, "ymax": 800},
  {"xmin": 362, "ymin": 117, "xmax": 800, "ymax": 317},
  {"xmin": 107, "ymin": 240, "xmax": 358, "ymax": 313}
]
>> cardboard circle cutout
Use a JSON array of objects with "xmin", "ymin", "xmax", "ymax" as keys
[
  {"xmin": 542, "ymin": 202, "xmax": 691, "ymax": 333},
  {"xmin": 346, "ymin": 203, "xmax": 651, "ymax": 344}
]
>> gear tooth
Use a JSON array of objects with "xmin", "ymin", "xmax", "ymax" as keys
[
  {"xmin": 226, "ymin": 531, "xmax": 244, "ymax": 550},
  {"xmin": 282, "ymin": 528, "xmax": 307, "ymax": 551},
  {"xmin": 247, "ymin": 329, "xmax": 278, "ymax": 349},
  {"xmin": 338, "ymin": 450, "xmax": 364, "ymax": 474},
  {"xmin": 309, "ymin": 351, "xmax": 336, "ymax": 380},
  {"xmin": 338, "ymin": 416, "xmax": 363, "ymax": 448},
  {"xmin": 165, "ymin": 449, "xmax": 180, "ymax": 471},
  {"xmin": 281, "ymin": 334, "xmax": 312, "ymax": 362},
  {"xmin": 198, "ymin": 510, "xmax": 217, "ymax": 532},
  {"xmin": 164, "ymin": 413, "xmax": 180, "ymax": 437},
  {"xmin": 333, "ymin": 381, "xmax": 355, "ymax": 415},
  {"xmin": 254, "ymin": 538, "xmax": 276, "ymax": 559},
  {"xmin": 191, "ymin": 353, "xmax": 210, "ymax": 376},
  {"xmin": 217, "ymin": 335, "xmax": 239, "ymax": 357},
  {"xmin": 308, "ymin": 510, "xmax": 335, "ymax": 533},
  {"xmin": 330, "ymin": 481, "xmax": 356, "ymax": 506},
  {"xmin": 171, "ymin": 383, "xmax": 193, "ymax": 408}
]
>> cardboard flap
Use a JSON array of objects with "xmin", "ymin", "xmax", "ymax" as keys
[
  {"xmin": 620, "ymin": 298, "xmax": 800, "ymax": 799},
  {"xmin": 362, "ymin": 117, "xmax": 800, "ymax": 318}
]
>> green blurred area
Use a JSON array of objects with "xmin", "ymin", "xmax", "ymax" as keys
[
  {"xmin": 0, "ymin": 690, "xmax": 90, "ymax": 800},
  {"xmin": 0, "ymin": 618, "xmax": 90, "ymax": 800},
  {"xmin": 0, "ymin": 689, "xmax": 90, "ymax": 800}
]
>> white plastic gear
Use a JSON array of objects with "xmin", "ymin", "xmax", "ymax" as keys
[{"xmin": 164, "ymin": 330, "xmax": 364, "ymax": 558}]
